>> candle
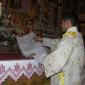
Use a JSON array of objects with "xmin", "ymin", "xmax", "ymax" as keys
[{"xmin": 0, "ymin": 2, "xmax": 2, "ymax": 17}]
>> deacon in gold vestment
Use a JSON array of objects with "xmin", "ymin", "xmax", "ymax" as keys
[
  {"xmin": 34, "ymin": 12, "xmax": 84, "ymax": 85},
  {"xmin": 42, "ymin": 12, "xmax": 84, "ymax": 85}
]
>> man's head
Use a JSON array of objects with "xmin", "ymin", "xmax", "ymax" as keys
[{"xmin": 61, "ymin": 11, "xmax": 78, "ymax": 32}]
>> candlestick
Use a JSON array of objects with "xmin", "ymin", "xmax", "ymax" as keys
[{"xmin": 0, "ymin": 2, "xmax": 2, "ymax": 17}]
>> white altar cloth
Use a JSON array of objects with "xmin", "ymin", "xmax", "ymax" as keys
[{"xmin": 0, "ymin": 59, "xmax": 44, "ymax": 84}]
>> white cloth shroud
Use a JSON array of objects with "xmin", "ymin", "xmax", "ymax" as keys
[{"xmin": 16, "ymin": 32, "xmax": 49, "ymax": 64}]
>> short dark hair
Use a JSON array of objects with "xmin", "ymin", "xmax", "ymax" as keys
[{"xmin": 61, "ymin": 11, "xmax": 78, "ymax": 26}]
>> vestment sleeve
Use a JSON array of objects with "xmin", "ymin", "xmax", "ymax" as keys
[
  {"xmin": 43, "ymin": 37, "xmax": 73, "ymax": 77},
  {"xmin": 43, "ymin": 38, "xmax": 61, "ymax": 51}
]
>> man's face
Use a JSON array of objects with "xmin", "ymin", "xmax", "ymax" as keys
[{"xmin": 61, "ymin": 20, "xmax": 71, "ymax": 32}]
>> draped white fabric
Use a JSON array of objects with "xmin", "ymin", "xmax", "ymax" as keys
[{"xmin": 0, "ymin": 59, "xmax": 44, "ymax": 84}]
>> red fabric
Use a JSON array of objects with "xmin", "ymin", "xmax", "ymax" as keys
[{"xmin": 0, "ymin": 53, "xmax": 33, "ymax": 61}]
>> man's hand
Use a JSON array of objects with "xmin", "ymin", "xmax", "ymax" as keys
[{"xmin": 33, "ymin": 36, "xmax": 43, "ymax": 42}]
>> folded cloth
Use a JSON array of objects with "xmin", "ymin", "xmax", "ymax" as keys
[{"xmin": 16, "ymin": 32, "xmax": 49, "ymax": 64}]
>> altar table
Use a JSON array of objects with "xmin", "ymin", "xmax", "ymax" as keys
[{"xmin": 0, "ymin": 53, "xmax": 50, "ymax": 85}]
